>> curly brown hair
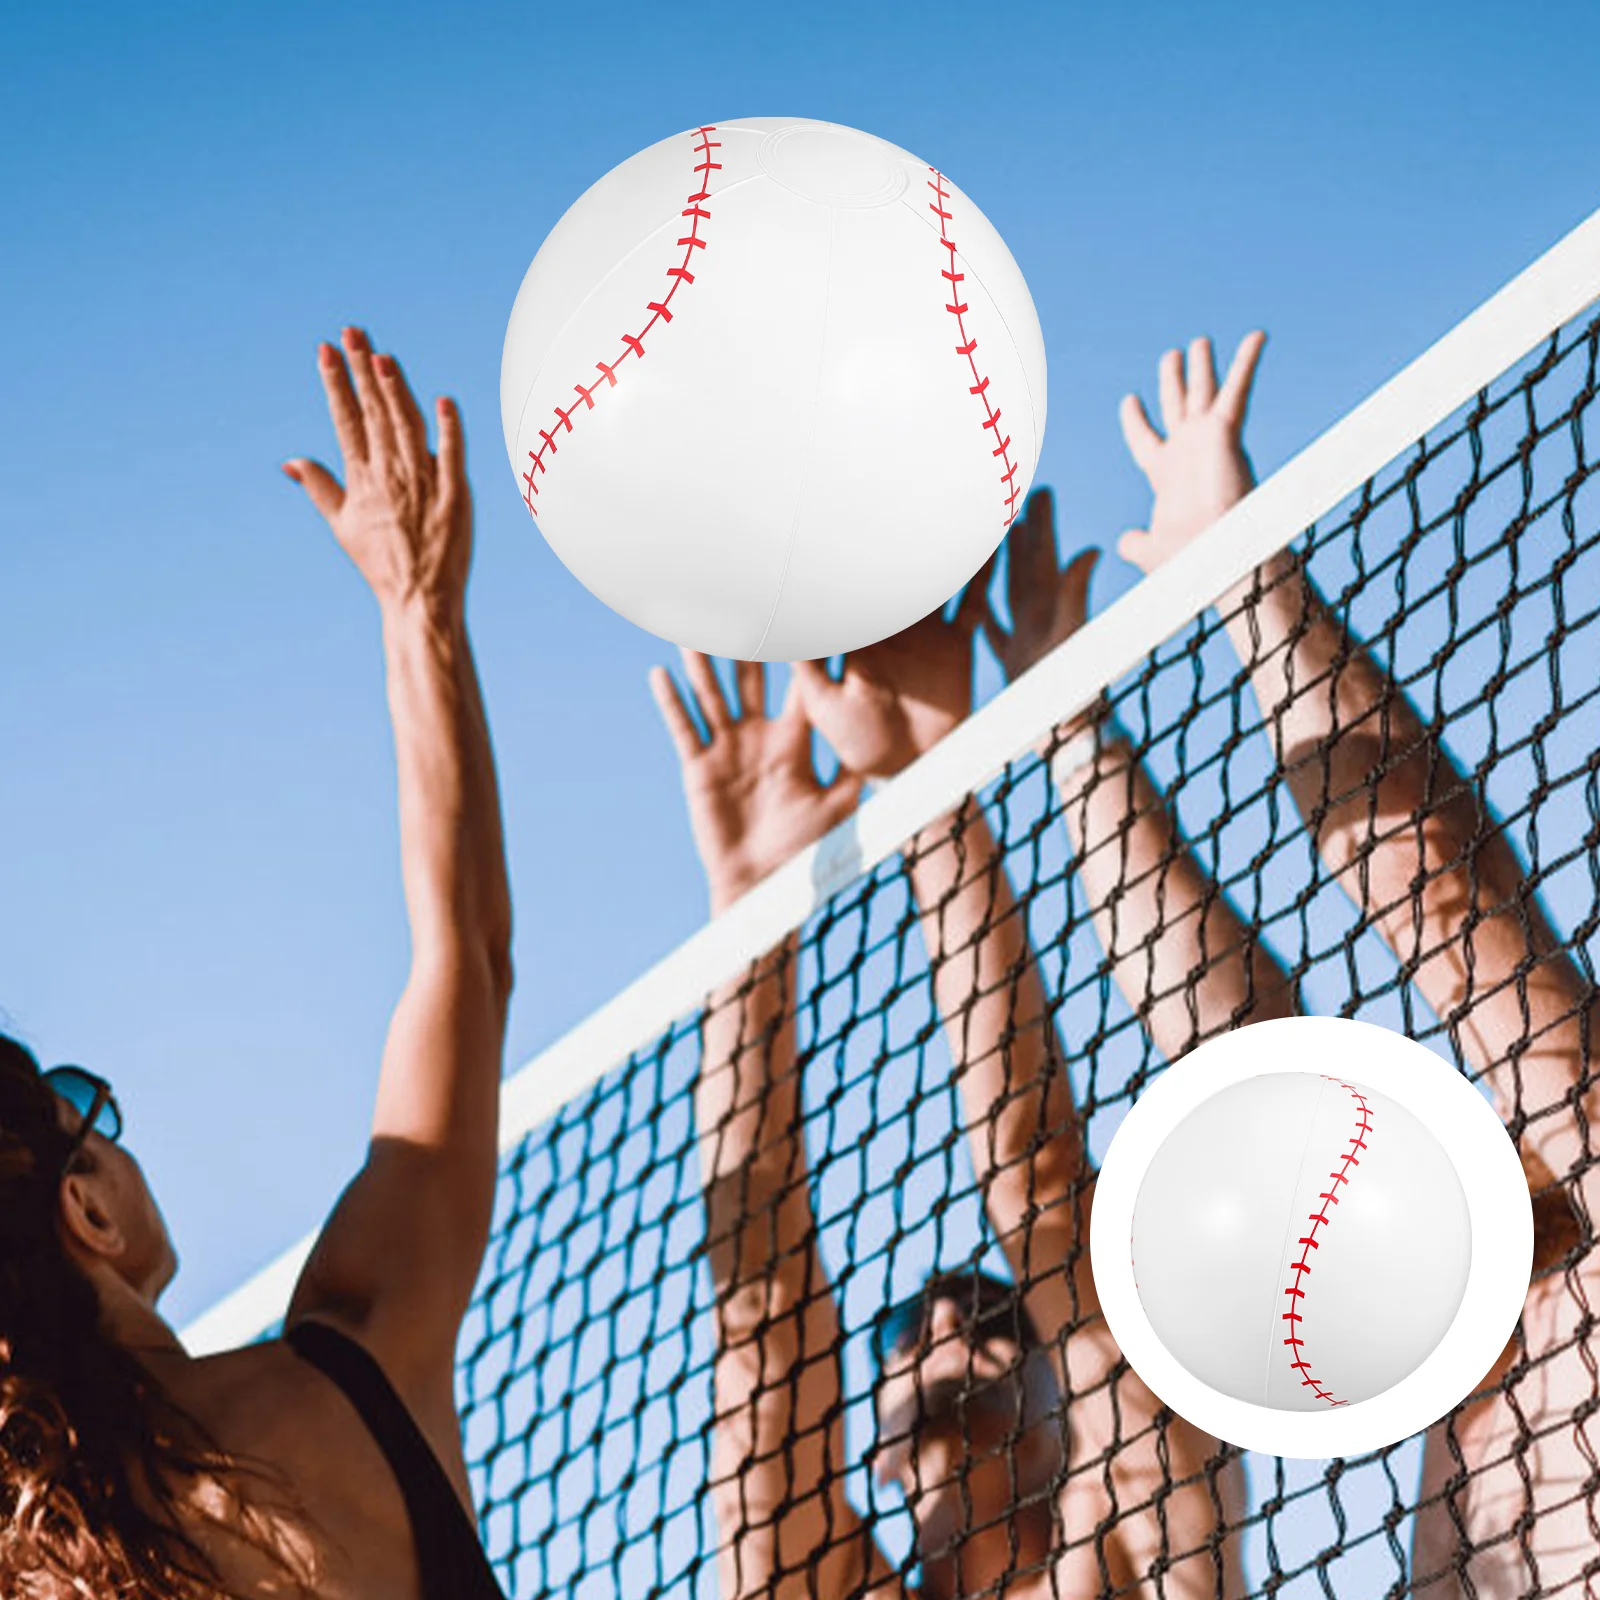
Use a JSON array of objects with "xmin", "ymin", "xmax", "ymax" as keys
[{"xmin": 0, "ymin": 1030, "xmax": 314, "ymax": 1597}]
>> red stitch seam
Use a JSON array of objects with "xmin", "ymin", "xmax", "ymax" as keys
[
  {"xmin": 927, "ymin": 170, "xmax": 1021, "ymax": 526},
  {"xmin": 1281, "ymin": 1077, "xmax": 1373, "ymax": 1407},
  {"xmin": 521, "ymin": 128, "xmax": 720, "ymax": 515}
]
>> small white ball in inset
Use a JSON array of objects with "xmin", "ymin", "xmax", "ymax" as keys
[
  {"xmin": 500, "ymin": 117, "xmax": 1046, "ymax": 661},
  {"xmin": 1131, "ymin": 1072, "xmax": 1471, "ymax": 1411},
  {"xmin": 1090, "ymin": 1018, "xmax": 1534, "ymax": 1458}
]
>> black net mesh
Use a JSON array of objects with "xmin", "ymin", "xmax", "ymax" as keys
[{"xmin": 457, "ymin": 312, "xmax": 1600, "ymax": 1600}]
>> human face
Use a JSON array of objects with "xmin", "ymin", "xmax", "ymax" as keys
[
  {"xmin": 51, "ymin": 1071, "xmax": 178, "ymax": 1301},
  {"xmin": 874, "ymin": 1296, "xmax": 1062, "ymax": 1568}
]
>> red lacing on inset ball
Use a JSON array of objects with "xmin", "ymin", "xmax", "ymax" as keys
[
  {"xmin": 1281, "ymin": 1077, "xmax": 1374, "ymax": 1407},
  {"xmin": 521, "ymin": 127, "xmax": 720, "ymax": 516},
  {"xmin": 927, "ymin": 169, "xmax": 1022, "ymax": 528}
]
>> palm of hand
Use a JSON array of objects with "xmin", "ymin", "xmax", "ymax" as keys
[
  {"xmin": 653, "ymin": 657, "xmax": 861, "ymax": 912},
  {"xmin": 681, "ymin": 713, "xmax": 837, "ymax": 893},
  {"xmin": 1119, "ymin": 331, "xmax": 1267, "ymax": 578},
  {"xmin": 285, "ymin": 332, "xmax": 474, "ymax": 614},
  {"xmin": 1136, "ymin": 413, "xmax": 1254, "ymax": 570},
  {"xmin": 801, "ymin": 610, "xmax": 976, "ymax": 782}
]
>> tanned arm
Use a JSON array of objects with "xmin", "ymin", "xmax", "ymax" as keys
[
  {"xmin": 654, "ymin": 653, "xmax": 901, "ymax": 1600},
  {"xmin": 1118, "ymin": 334, "xmax": 1598, "ymax": 1233},
  {"xmin": 279, "ymin": 330, "xmax": 513, "ymax": 1453}
]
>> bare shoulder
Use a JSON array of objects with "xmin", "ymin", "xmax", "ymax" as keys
[
  {"xmin": 173, "ymin": 1318, "xmax": 471, "ymax": 1533},
  {"xmin": 152, "ymin": 1334, "xmax": 423, "ymax": 1598}
]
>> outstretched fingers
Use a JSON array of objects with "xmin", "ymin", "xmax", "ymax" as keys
[
  {"xmin": 681, "ymin": 649, "xmax": 733, "ymax": 733},
  {"xmin": 649, "ymin": 665, "xmax": 704, "ymax": 763},
  {"xmin": 1158, "ymin": 346, "xmax": 1186, "ymax": 433},
  {"xmin": 1119, "ymin": 392, "xmax": 1164, "ymax": 476},
  {"xmin": 733, "ymin": 659, "xmax": 766, "ymax": 722},
  {"xmin": 341, "ymin": 326, "xmax": 397, "ymax": 462},
  {"xmin": 316, "ymin": 341, "xmax": 368, "ymax": 467},
  {"xmin": 953, "ymin": 548, "xmax": 999, "ymax": 637},
  {"xmin": 374, "ymin": 351, "xmax": 432, "ymax": 481},
  {"xmin": 434, "ymin": 397, "xmax": 467, "ymax": 507},
  {"xmin": 1217, "ymin": 330, "xmax": 1268, "ymax": 426},
  {"xmin": 1005, "ymin": 488, "xmax": 1058, "ymax": 610},
  {"xmin": 282, "ymin": 457, "xmax": 345, "ymax": 520},
  {"xmin": 1062, "ymin": 545, "xmax": 1100, "ymax": 624},
  {"xmin": 1186, "ymin": 336, "xmax": 1218, "ymax": 411},
  {"xmin": 788, "ymin": 656, "xmax": 838, "ymax": 715}
]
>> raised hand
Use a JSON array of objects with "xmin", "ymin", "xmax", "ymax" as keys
[
  {"xmin": 790, "ymin": 581, "xmax": 988, "ymax": 784},
  {"xmin": 283, "ymin": 326, "xmax": 472, "ymax": 615},
  {"xmin": 978, "ymin": 488, "xmax": 1099, "ymax": 686},
  {"xmin": 652, "ymin": 653, "xmax": 862, "ymax": 916},
  {"xmin": 1117, "ymin": 331, "xmax": 1266, "ymax": 576}
]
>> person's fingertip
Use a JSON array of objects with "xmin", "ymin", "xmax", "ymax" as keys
[
  {"xmin": 374, "ymin": 353, "xmax": 397, "ymax": 378},
  {"xmin": 280, "ymin": 461, "xmax": 302, "ymax": 482}
]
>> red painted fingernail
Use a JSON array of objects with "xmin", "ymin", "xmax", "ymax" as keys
[{"xmin": 375, "ymin": 354, "xmax": 396, "ymax": 377}]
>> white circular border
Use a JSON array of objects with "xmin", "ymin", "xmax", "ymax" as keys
[{"xmin": 1090, "ymin": 1017, "xmax": 1533, "ymax": 1459}]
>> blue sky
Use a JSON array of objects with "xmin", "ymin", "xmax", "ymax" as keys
[{"xmin": 2, "ymin": 0, "xmax": 1596, "ymax": 1353}]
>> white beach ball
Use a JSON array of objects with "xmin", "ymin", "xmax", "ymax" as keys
[{"xmin": 501, "ymin": 117, "xmax": 1045, "ymax": 660}]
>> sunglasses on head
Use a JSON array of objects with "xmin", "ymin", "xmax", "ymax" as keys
[{"xmin": 43, "ymin": 1065, "xmax": 124, "ymax": 1158}]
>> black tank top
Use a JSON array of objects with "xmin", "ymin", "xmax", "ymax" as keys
[{"xmin": 284, "ymin": 1319, "xmax": 508, "ymax": 1600}]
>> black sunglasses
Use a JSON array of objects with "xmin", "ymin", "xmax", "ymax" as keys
[
  {"xmin": 43, "ymin": 1065, "xmax": 124, "ymax": 1160},
  {"xmin": 872, "ymin": 1278, "xmax": 1035, "ymax": 1370}
]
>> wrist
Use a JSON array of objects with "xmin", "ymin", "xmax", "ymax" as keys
[
  {"xmin": 1047, "ymin": 697, "xmax": 1126, "ymax": 797},
  {"xmin": 379, "ymin": 588, "xmax": 468, "ymax": 640},
  {"xmin": 708, "ymin": 868, "xmax": 763, "ymax": 917},
  {"xmin": 1048, "ymin": 726, "xmax": 1100, "ymax": 790}
]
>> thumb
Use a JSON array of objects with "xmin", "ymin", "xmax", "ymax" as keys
[
  {"xmin": 283, "ymin": 459, "xmax": 345, "ymax": 521},
  {"xmin": 1064, "ymin": 545, "xmax": 1101, "ymax": 603},
  {"xmin": 821, "ymin": 768, "xmax": 866, "ymax": 826},
  {"xmin": 978, "ymin": 607, "xmax": 1010, "ymax": 674},
  {"xmin": 1117, "ymin": 528, "xmax": 1152, "ymax": 571}
]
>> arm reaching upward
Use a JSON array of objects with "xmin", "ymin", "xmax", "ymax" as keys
[
  {"xmin": 984, "ymin": 486, "xmax": 1295, "ymax": 1071},
  {"xmin": 277, "ymin": 329, "xmax": 513, "ymax": 1494},
  {"xmin": 797, "ymin": 571, "xmax": 1251, "ymax": 1600},
  {"xmin": 1118, "ymin": 333, "xmax": 1598, "ymax": 1228},
  {"xmin": 652, "ymin": 653, "xmax": 899, "ymax": 1600}
]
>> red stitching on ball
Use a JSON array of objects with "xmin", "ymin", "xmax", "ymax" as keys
[
  {"xmin": 1280, "ymin": 1077, "xmax": 1373, "ymax": 1407},
  {"xmin": 521, "ymin": 128, "xmax": 719, "ymax": 516},
  {"xmin": 928, "ymin": 169, "xmax": 1022, "ymax": 525}
]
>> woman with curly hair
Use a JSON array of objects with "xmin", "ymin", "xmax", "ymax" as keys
[{"xmin": 1, "ymin": 326, "xmax": 514, "ymax": 1598}]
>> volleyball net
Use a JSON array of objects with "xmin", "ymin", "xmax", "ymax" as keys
[{"xmin": 186, "ymin": 209, "xmax": 1600, "ymax": 1599}]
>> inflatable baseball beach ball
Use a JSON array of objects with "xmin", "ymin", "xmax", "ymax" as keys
[
  {"xmin": 500, "ymin": 118, "xmax": 1046, "ymax": 661},
  {"xmin": 1089, "ymin": 1018, "xmax": 1534, "ymax": 1459}
]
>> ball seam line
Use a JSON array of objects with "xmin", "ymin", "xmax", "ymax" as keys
[
  {"xmin": 927, "ymin": 168, "xmax": 1022, "ymax": 526},
  {"xmin": 1282, "ymin": 1077, "xmax": 1373, "ymax": 1407},
  {"xmin": 520, "ymin": 127, "xmax": 720, "ymax": 516}
]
